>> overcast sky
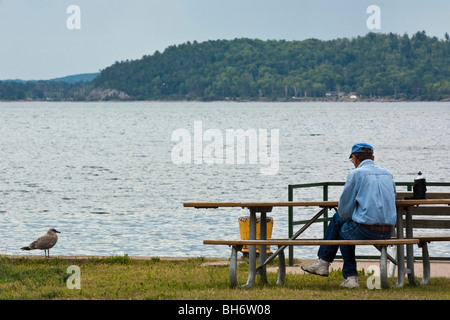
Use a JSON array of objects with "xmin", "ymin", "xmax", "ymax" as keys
[{"xmin": 1, "ymin": 0, "xmax": 449, "ymax": 80}]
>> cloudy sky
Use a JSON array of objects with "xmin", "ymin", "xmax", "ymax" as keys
[{"xmin": 1, "ymin": 0, "xmax": 449, "ymax": 80}]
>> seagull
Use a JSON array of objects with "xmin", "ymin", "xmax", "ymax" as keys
[{"xmin": 21, "ymin": 228, "xmax": 61, "ymax": 258}]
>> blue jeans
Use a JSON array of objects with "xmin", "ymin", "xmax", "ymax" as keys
[{"xmin": 318, "ymin": 212, "xmax": 393, "ymax": 278}]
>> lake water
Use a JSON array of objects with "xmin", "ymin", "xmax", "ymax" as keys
[{"xmin": 0, "ymin": 101, "xmax": 449, "ymax": 259}]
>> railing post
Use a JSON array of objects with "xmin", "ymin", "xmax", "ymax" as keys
[
  {"xmin": 323, "ymin": 183, "xmax": 329, "ymax": 234},
  {"xmin": 288, "ymin": 185, "xmax": 294, "ymax": 266}
]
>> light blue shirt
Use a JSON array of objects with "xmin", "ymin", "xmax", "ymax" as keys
[{"xmin": 338, "ymin": 160, "xmax": 397, "ymax": 226}]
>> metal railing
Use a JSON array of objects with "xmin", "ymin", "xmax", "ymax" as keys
[{"xmin": 287, "ymin": 181, "xmax": 450, "ymax": 265}]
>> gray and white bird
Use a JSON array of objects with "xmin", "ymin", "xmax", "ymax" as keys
[{"xmin": 21, "ymin": 228, "xmax": 61, "ymax": 258}]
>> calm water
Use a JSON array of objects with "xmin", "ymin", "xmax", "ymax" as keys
[{"xmin": 0, "ymin": 101, "xmax": 449, "ymax": 259}]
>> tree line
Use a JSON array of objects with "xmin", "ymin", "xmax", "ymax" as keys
[
  {"xmin": 2, "ymin": 31, "xmax": 450, "ymax": 101},
  {"xmin": 0, "ymin": 80, "xmax": 91, "ymax": 101}
]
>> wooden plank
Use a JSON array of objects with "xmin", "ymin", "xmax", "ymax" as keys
[
  {"xmin": 413, "ymin": 233, "xmax": 450, "ymax": 242},
  {"xmin": 407, "ymin": 218, "xmax": 450, "ymax": 229},
  {"xmin": 184, "ymin": 199, "xmax": 450, "ymax": 209},
  {"xmin": 397, "ymin": 192, "xmax": 450, "ymax": 200},
  {"xmin": 407, "ymin": 206, "xmax": 450, "ymax": 216},
  {"xmin": 184, "ymin": 201, "xmax": 339, "ymax": 208},
  {"xmin": 390, "ymin": 199, "xmax": 449, "ymax": 206},
  {"xmin": 203, "ymin": 239, "xmax": 420, "ymax": 246}
]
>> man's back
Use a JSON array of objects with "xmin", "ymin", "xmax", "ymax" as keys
[{"xmin": 338, "ymin": 159, "xmax": 396, "ymax": 226}]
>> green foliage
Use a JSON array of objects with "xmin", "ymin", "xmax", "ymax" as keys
[
  {"xmin": 92, "ymin": 32, "xmax": 450, "ymax": 101},
  {"xmin": 2, "ymin": 32, "xmax": 449, "ymax": 101},
  {"xmin": 0, "ymin": 80, "xmax": 92, "ymax": 101}
]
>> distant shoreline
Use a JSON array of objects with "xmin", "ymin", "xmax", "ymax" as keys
[{"xmin": 1, "ymin": 97, "xmax": 450, "ymax": 103}]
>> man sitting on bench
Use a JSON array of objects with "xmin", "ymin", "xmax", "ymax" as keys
[{"xmin": 301, "ymin": 142, "xmax": 397, "ymax": 288}]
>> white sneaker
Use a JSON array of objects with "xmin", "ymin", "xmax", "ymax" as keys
[
  {"xmin": 340, "ymin": 276, "xmax": 360, "ymax": 288},
  {"xmin": 301, "ymin": 259, "xmax": 330, "ymax": 277}
]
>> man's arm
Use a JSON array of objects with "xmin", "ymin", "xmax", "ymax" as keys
[{"xmin": 338, "ymin": 171, "xmax": 359, "ymax": 219}]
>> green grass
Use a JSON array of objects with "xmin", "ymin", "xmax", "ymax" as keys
[{"xmin": 0, "ymin": 256, "xmax": 449, "ymax": 300}]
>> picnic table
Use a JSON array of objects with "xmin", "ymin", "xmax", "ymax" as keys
[{"xmin": 184, "ymin": 198, "xmax": 450, "ymax": 288}]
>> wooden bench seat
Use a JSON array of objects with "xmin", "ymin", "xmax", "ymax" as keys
[
  {"xmin": 204, "ymin": 238, "xmax": 420, "ymax": 289},
  {"xmin": 414, "ymin": 233, "xmax": 450, "ymax": 242},
  {"xmin": 203, "ymin": 238, "xmax": 419, "ymax": 246}
]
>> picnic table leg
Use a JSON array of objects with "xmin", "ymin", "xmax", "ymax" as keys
[
  {"xmin": 395, "ymin": 206, "xmax": 406, "ymax": 288},
  {"xmin": 242, "ymin": 209, "xmax": 257, "ymax": 288},
  {"xmin": 379, "ymin": 245, "xmax": 389, "ymax": 288},
  {"xmin": 229, "ymin": 245, "xmax": 239, "ymax": 288},
  {"xmin": 276, "ymin": 245, "xmax": 286, "ymax": 285},
  {"xmin": 388, "ymin": 245, "xmax": 397, "ymax": 277},
  {"xmin": 419, "ymin": 241, "xmax": 431, "ymax": 285},
  {"xmin": 405, "ymin": 207, "xmax": 419, "ymax": 285},
  {"xmin": 395, "ymin": 243, "xmax": 406, "ymax": 288},
  {"xmin": 258, "ymin": 210, "xmax": 268, "ymax": 284}
]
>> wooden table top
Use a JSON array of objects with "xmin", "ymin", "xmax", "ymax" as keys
[{"xmin": 184, "ymin": 199, "xmax": 450, "ymax": 209}]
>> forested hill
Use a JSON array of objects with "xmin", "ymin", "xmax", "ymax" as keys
[
  {"xmin": 93, "ymin": 32, "xmax": 450, "ymax": 101},
  {"xmin": 1, "ymin": 32, "xmax": 450, "ymax": 101}
]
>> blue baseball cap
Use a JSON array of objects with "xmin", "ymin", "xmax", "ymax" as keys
[{"xmin": 349, "ymin": 142, "xmax": 374, "ymax": 158}]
